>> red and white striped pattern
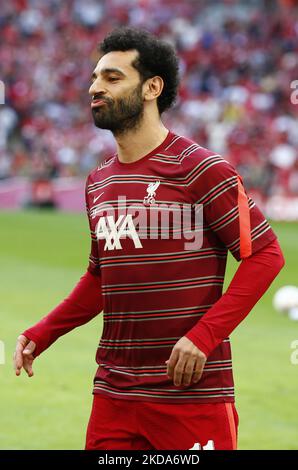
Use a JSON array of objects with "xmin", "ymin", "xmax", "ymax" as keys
[{"xmin": 85, "ymin": 130, "xmax": 276, "ymax": 403}]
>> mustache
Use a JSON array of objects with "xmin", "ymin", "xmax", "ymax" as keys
[{"xmin": 92, "ymin": 94, "xmax": 113, "ymax": 105}]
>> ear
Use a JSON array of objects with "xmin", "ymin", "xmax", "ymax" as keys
[{"xmin": 143, "ymin": 76, "xmax": 164, "ymax": 102}]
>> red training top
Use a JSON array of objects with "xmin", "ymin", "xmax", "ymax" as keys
[{"xmin": 23, "ymin": 130, "xmax": 283, "ymax": 404}]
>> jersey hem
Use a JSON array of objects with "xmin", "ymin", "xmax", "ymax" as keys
[{"xmin": 92, "ymin": 389, "xmax": 235, "ymax": 405}]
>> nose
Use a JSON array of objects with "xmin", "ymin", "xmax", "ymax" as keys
[{"xmin": 88, "ymin": 77, "xmax": 106, "ymax": 97}]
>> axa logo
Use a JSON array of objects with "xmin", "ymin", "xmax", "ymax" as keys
[
  {"xmin": 96, "ymin": 214, "xmax": 142, "ymax": 251},
  {"xmin": 143, "ymin": 180, "xmax": 160, "ymax": 206}
]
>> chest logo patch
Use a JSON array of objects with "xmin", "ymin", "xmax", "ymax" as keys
[{"xmin": 143, "ymin": 180, "xmax": 160, "ymax": 206}]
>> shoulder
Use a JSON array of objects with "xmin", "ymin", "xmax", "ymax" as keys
[
  {"xmin": 156, "ymin": 132, "xmax": 227, "ymax": 172},
  {"xmin": 165, "ymin": 134, "xmax": 239, "ymax": 202},
  {"xmin": 86, "ymin": 154, "xmax": 116, "ymax": 185}
]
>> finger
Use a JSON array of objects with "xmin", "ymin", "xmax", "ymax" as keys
[
  {"xmin": 192, "ymin": 359, "xmax": 205, "ymax": 383},
  {"xmin": 23, "ymin": 356, "xmax": 34, "ymax": 377},
  {"xmin": 173, "ymin": 355, "xmax": 187, "ymax": 386},
  {"xmin": 166, "ymin": 349, "xmax": 179, "ymax": 379},
  {"xmin": 14, "ymin": 342, "xmax": 25, "ymax": 374},
  {"xmin": 23, "ymin": 341, "xmax": 36, "ymax": 355},
  {"xmin": 182, "ymin": 356, "xmax": 197, "ymax": 386},
  {"xmin": 13, "ymin": 351, "xmax": 21, "ymax": 376}
]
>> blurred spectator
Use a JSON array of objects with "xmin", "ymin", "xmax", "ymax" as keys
[{"xmin": 0, "ymin": 0, "xmax": 297, "ymax": 199}]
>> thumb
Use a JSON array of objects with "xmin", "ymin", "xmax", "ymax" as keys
[{"xmin": 23, "ymin": 341, "xmax": 36, "ymax": 355}]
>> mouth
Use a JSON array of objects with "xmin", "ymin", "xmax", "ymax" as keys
[{"xmin": 91, "ymin": 99, "xmax": 107, "ymax": 109}]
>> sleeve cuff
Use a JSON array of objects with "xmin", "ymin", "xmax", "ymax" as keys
[
  {"xmin": 185, "ymin": 325, "xmax": 215, "ymax": 358},
  {"xmin": 21, "ymin": 329, "xmax": 46, "ymax": 358}
]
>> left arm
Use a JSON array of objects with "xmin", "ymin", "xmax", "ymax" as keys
[
  {"xmin": 166, "ymin": 237, "xmax": 285, "ymax": 387},
  {"xmin": 166, "ymin": 156, "xmax": 285, "ymax": 386}
]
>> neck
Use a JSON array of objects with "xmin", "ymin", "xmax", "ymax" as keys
[{"xmin": 114, "ymin": 114, "xmax": 169, "ymax": 164}]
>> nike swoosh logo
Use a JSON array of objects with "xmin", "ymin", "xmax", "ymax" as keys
[{"xmin": 93, "ymin": 191, "xmax": 104, "ymax": 203}]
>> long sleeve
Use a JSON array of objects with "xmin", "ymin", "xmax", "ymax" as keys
[
  {"xmin": 22, "ymin": 174, "xmax": 103, "ymax": 357},
  {"xmin": 185, "ymin": 238, "xmax": 285, "ymax": 357},
  {"xmin": 22, "ymin": 269, "xmax": 102, "ymax": 358}
]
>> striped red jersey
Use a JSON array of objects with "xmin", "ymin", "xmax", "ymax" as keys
[{"xmin": 85, "ymin": 130, "xmax": 276, "ymax": 404}]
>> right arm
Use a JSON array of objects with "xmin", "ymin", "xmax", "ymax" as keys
[
  {"xmin": 14, "ymin": 175, "xmax": 102, "ymax": 376},
  {"xmin": 14, "ymin": 270, "xmax": 102, "ymax": 376}
]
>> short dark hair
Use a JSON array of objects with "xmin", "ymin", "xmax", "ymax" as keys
[{"xmin": 98, "ymin": 27, "xmax": 180, "ymax": 115}]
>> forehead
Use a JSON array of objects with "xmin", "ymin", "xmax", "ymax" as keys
[{"xmin": 94, "ymin": 50, "xmax": 139, "ymax": 76}]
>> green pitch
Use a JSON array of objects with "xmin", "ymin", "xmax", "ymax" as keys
[{"xmin": 0, "ymin": 210, "xmax": 297, "ymax": 449}]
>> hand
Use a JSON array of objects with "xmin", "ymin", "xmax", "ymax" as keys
[
  {"xmin": 13, "ymin": 335, "xmax": 36, "ymax": 377},
  {"xmin": 165, "ymin": 336, "xmax": 207, "ymax": 387}
]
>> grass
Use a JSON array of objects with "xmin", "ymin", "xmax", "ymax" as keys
[{"xmin": 0, "ymin": 209, "xmax": 297, "ymax": 449}]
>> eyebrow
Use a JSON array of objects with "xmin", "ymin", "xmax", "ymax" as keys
[{"xmin": 91, "ymin": 68, "xmax": 127, "ymax": 80}]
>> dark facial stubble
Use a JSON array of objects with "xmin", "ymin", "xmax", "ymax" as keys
[{"xmin": 91, "ymin": 81, "xmax": 144, "ymax": 136}]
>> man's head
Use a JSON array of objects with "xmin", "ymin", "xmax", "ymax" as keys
[{"xmin": 89, "ymin": 27, "xmax": 180, "ymax": 135}]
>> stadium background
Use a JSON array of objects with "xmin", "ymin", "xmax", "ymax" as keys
[{"xmin": 0, "ymin": 0, "xmax": 297, "ymax": 449}]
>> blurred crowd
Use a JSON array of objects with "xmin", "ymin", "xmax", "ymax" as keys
[{"xmin": 1, "ymin": 0, "xmax": 298, "ymax": 200}]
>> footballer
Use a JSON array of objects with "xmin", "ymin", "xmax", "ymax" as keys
[{"xmin": 14, "ymin": 27, "xmax": 285, "ymax": 450}]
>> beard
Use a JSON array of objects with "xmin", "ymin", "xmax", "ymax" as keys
[{"xmin": 91, "ymin": 82, "xmax": 144, "ymax": 136}]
